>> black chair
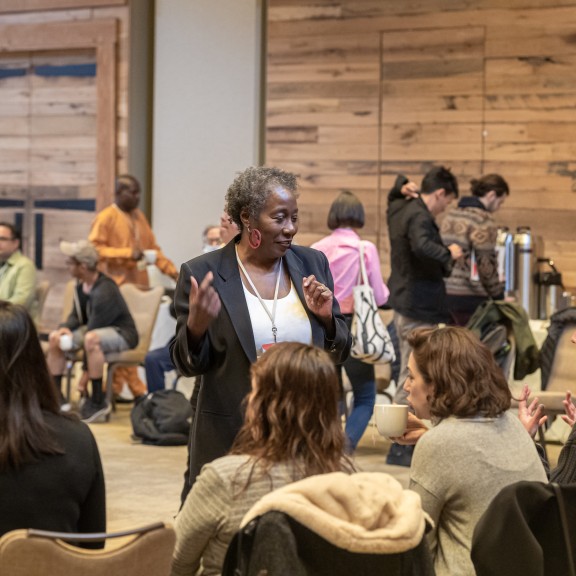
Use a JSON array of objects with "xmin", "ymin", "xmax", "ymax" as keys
[
  {"xmin": 471, "ymin": 481, "xmax": 576, "ymax": 576},
  {"xmin": 222, "ymin": 510, "xmax": 434, "ymax": 576}
]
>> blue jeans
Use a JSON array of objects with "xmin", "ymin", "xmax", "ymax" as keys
[
  {"xmin": 144, "ymin": 345, "xmax": 176, "ymax": 393},
  {"xmin": 342, "ymin": 356, "xmax": 376, "ymax": 450}
]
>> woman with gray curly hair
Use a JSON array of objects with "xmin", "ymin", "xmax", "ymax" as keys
[{"xmin": 171, "ymin": 166, "xmax": 351, "ymax": 501}]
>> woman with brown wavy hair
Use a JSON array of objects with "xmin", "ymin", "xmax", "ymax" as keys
[
  {"xmin": 391, "ymin": 326, "xmax": 546, "ymax": 576},
  {"xmin": 170, "ymin": 342, "xmax": 353, "ymax": 576}
]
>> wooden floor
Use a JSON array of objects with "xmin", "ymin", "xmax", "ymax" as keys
[
  {"xmin": 89, "ymin": 403, "xmax": 561, "ymax": 533},
  {"xmin": 89, "ymin": 404, "xmax": 410, "ymax": 532}
]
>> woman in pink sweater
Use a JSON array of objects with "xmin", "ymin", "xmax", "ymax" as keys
[{"xmin": 312, "ymin": 191, "xmax": 389, "ymax": 450}]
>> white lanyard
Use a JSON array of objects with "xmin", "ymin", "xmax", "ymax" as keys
[{"xmin": 236, "ymin": 245, "xmax": 282, "ymax": 343}]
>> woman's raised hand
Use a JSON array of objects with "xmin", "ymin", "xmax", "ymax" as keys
[
  {"xmin": 187, "ymin": 272, "xmax": 221, "ymax": 340},
  {"xmin": 517, "ymin": 384, "xmax": 547, "ymax": 439},
  {"xmin": 302, "ymin": 275, "xmax": 333, "ymax": 323},
  {"xmin": 401, "ymin": 181, "xmax": 419, "ymax": 198},
  {"xmin": 561, "ymin": 390, "xmax": 576, "ymax": 428}
]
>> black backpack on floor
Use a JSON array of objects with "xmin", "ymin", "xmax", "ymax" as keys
[{"xmin": 130, "ymin": 389, "xmax": 192, "ymax": 446}]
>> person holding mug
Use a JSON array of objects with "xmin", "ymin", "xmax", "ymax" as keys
[{"xmin": 391, "ymin": 326, "xmax": 546, "ymax": 576}]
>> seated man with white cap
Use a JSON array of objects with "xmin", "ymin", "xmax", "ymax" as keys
[{"xmin": 46, "ymin": 240, "xmax": 139, "ymax": 423}]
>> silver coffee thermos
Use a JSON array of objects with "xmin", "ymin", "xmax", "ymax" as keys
[
  {"xmin": 496, "ymin": 227, "xmax": 515, "ymax": 296},
  {"xmin": 514, "ymin": 226, "xmax": 542, "ymax": 319}
]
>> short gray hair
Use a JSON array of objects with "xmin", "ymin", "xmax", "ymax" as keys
[{"xmin": 224, "ymin": 166, "xmax": 299, "ymax": 231}]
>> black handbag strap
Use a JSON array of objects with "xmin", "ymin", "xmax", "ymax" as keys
[{"xmin": 551, "ymin": 482, "xmax": 576, "ymax": 576}]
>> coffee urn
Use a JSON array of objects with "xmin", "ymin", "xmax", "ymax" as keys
[
  {"xmin": 496, "ymin": 227, "xmax": 515, "ymax": 296},
  {"xmin": 514, "ymin": 226, "xmax": 542, "ymax": 319},
  {"xmin": 536, "ymin": 258, "xmax": 571, "ymax": 319}
]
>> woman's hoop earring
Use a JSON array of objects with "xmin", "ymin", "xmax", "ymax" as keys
[{"xmin": 248, "ymin": 228, "xmax": 262, "ymax": 249}]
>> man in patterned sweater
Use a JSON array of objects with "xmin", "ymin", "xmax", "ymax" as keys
[{"xmin": 440, "ymin": 174, "xmax": 509, "ymax": 326}]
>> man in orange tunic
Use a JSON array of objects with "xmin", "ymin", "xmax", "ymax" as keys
[{"xmin": 89, "ymin": 174, "xmax": 178, "ymax": 398}]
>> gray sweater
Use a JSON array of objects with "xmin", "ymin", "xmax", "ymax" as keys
[
  {"xmin": 171, "ymin": 455, "xmax": 308, "ymax": 576},
  {"xmin": 410, "ymin": 411, "xmax": 547, "ymax": 576}
]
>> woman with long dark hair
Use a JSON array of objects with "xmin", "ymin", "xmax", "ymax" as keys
[
  {"xmin": 170, "ymin": 342, "xmax": 353, "ymax": 576},
  {"xmin": 0, "ymin": 302, "xmax": 105, "ymax": 538}
]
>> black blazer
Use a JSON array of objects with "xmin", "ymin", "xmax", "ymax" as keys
[{"xmin": 170, "ymin": 239, "xmax": 351, "ymax": 489}]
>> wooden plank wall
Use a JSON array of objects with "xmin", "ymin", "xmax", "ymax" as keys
[
  {"xmin": 268, "ymin": 0, "xmax": 576, "ymax": 291},
  {"xmin": 0, "ymin": 4, "xmax": 129, "ymax": 175},
  {"xmin": 0, "ymin": 2, "xmax": 128, "ymax": 327}
]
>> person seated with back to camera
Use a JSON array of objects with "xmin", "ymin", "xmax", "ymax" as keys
[
  {"xmin": 0, "ymin": 302, "xmax": 105, "ymax": 544},
  {"xmin": 390, "ymin": 326, "xmax": 547, "ymax": 576},
  {"xmin": 170, "ymin": 342, "xmax": 355, "ymax": 576},
  {"xmin": 46, "ymin": 240, "xmax": 139, "ymax": 423}
]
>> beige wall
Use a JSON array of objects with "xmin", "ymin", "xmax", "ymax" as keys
[{"xmin": 152, "ymin": 0, "xmax": 262, "ymax": 268}]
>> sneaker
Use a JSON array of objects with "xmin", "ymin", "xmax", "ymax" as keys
[
  {"xmin": 386, "ymin": 443, "xmax": 414, "ymax": 467},
  {"xmin": 81, "ymin": 399, "xmax": 111, "ymax": 423}
]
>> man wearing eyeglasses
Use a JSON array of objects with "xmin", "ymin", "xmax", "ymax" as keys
[{"xmin": 0, "ymin": 222, "xmax": 37, "ymax": 311}]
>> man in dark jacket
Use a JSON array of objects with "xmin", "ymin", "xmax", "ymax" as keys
[
  {"xmin": 46, "ymin": 240, "xmax": 139, "ymax": 423},
  {"xmin": 386, "ymin": 166, "xmax": 462, "ymax": 465}
]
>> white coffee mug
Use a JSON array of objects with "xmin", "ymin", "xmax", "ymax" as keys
[
  {"xmin": 59, "ymin": 333, "xmax": 73, "ymax": 352},
  {"xmin": 144, "ymin": 249, "xmax": 157, "ymax": 265},
  {"xmin": 374, "ymin": 404, "xmax": 409, "ymax": 438}
]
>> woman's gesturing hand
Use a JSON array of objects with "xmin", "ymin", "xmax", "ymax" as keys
[
  {"xmin": 187, "ymin": 272, "xmax": 221, "ymax": 340},
  {"xmin": 302, "ymin": 275, "xmax": 333, "ymax": 323},
  {"xmin": 517, "ymin": 384, "xmax": 547, "ymax": 439},
  {"xmin": 561, "ymin": 390, "xmax": 576, "ymax": 428}
]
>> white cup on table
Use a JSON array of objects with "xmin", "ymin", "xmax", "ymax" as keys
[{"xmin": 374, "ymin": 404, "xmax": 409, "ymax": 438}]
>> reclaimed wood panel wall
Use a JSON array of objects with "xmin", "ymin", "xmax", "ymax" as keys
[
  {"xmin": 0, "ymin": 1, "xmax": 128, "ymax": 327},
  {"xmin": 267, "ymin": 0, "xmax": 576, "ymax": 290}
]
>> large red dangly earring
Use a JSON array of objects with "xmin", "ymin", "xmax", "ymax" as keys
[{"xmin": 248, "ymin": 227, "xmax": 262, "ymax": 249}]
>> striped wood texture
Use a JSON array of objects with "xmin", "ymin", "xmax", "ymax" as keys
[
  {"xmin": 0, "ymin": 3, "xmax": 129, "ymax": 328},
  {"xmin": 267, "ymin": 0, "xmax": 576, "ymax": 291}
]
